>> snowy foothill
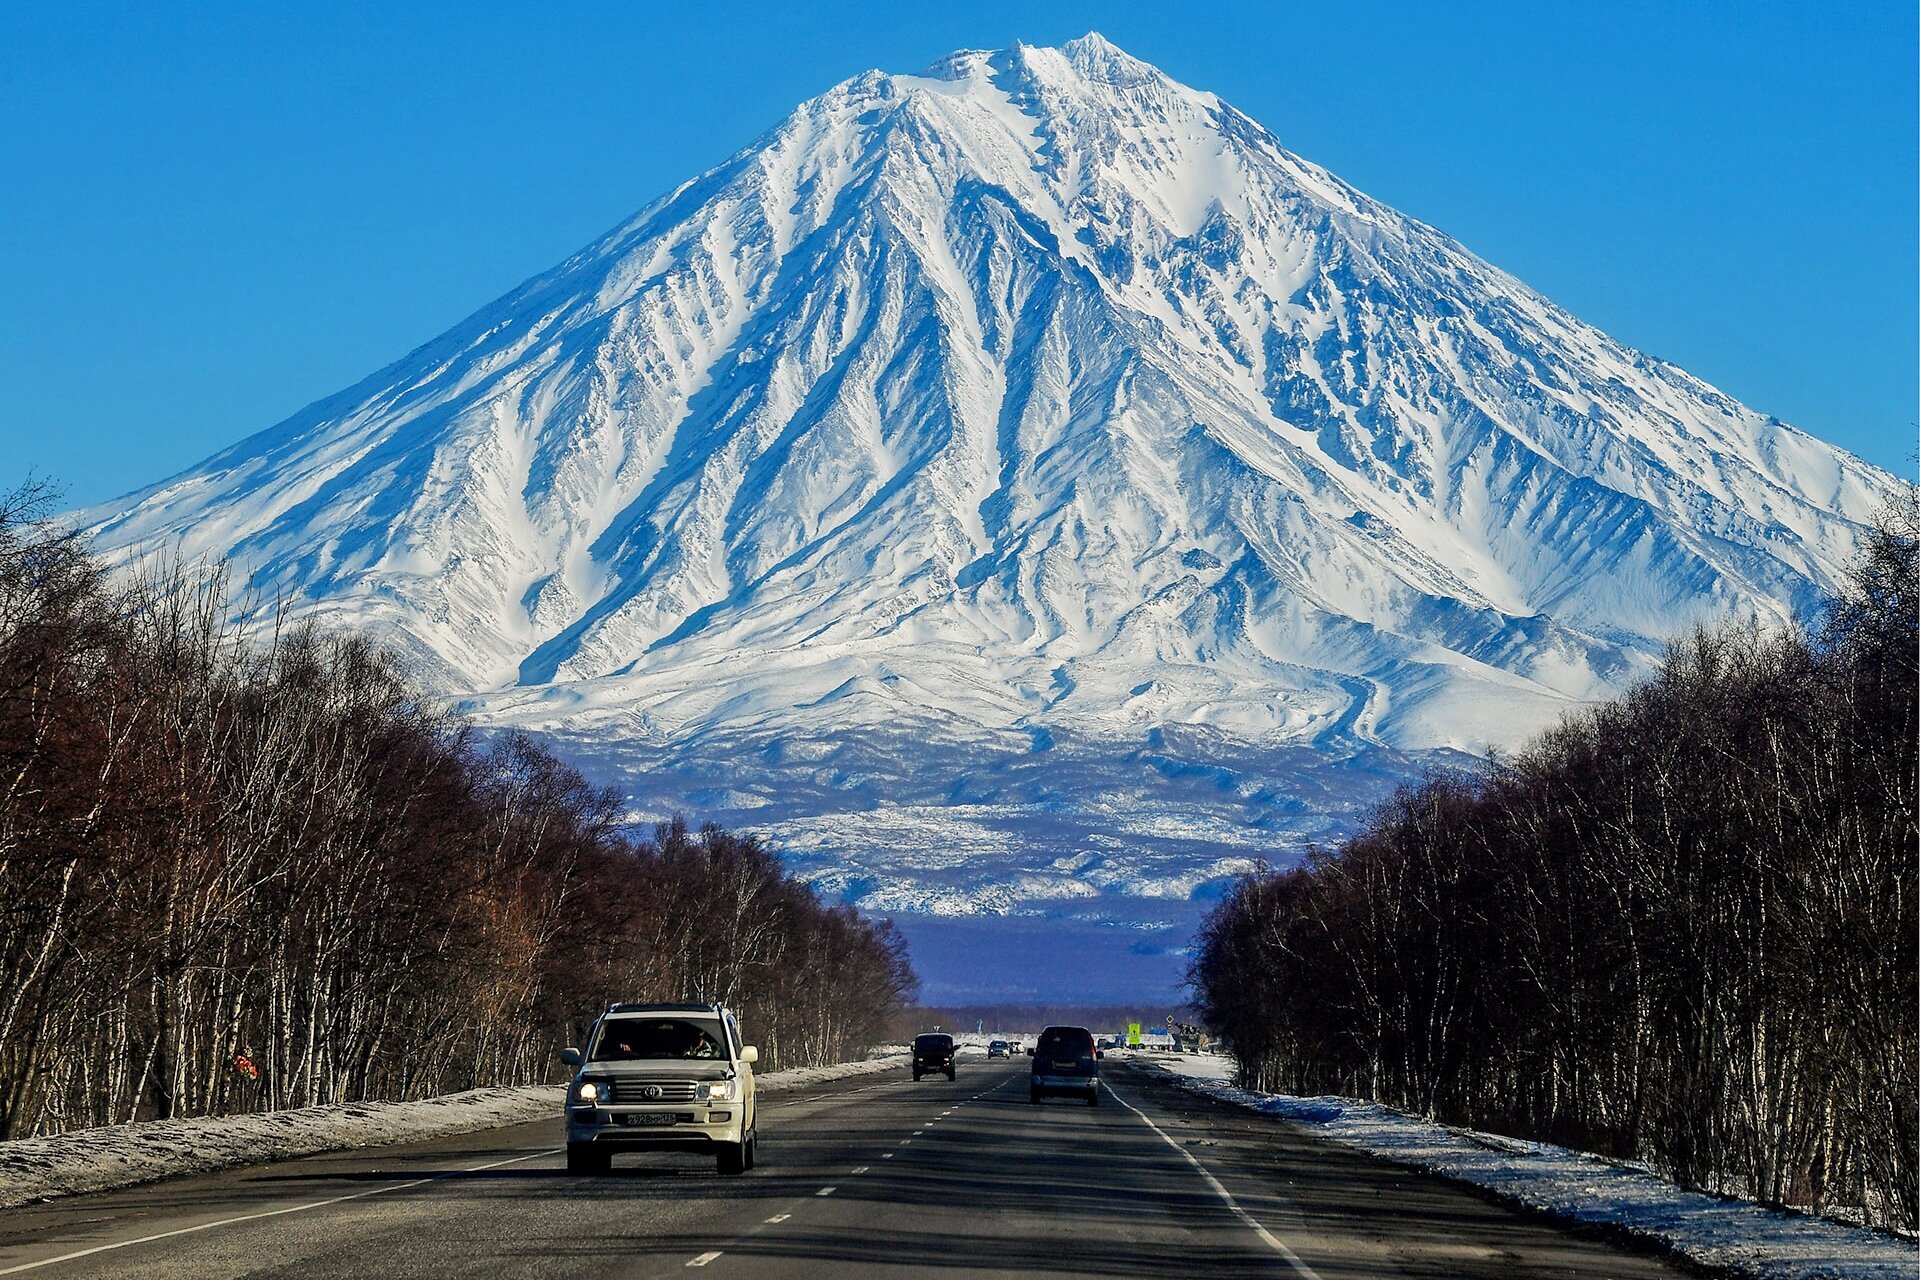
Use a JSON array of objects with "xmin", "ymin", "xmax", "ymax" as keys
[
  {"xmin": 1126, "ymin": 1052, "xmax": 1917, "ymax": 1280},
  {"xmin": 0, "ymin": 1052, "xmax": 912, "ymax": 1210}
]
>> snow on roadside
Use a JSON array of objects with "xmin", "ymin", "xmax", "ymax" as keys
[
  {"xmin": 1125, "ymin": 1052, "xmax": 1917, "ymax": 1280},
  {"xmin": 0, "ymin": 1086, "xmax": 563, "ymax": 1210},
  {"xmin": 0, "ymin": 1052, "xmax": 911, "ymax": 1210},
  {"xmin": 754, "ymin": 1051, "xmax": 913, "ymax": 1093}
]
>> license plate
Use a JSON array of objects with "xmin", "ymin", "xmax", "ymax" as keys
[
  {"xmin": 1053, "ymin": 1060, "xmax": 1081, "ymax": 1070},
  {"xmin": 619, "ymin": 1113, "xmax": 675, "ymax": 1127}
]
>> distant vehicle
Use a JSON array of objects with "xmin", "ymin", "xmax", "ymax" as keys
[
  {"xmin": 987, "ymin": 1039, "xmax": 1010, "ymax": 1059},
  {"xmin": 912, "ymin": 1032, "xmax": 956, "ymax": 1081},
  {"xmin": 1029, "ymin": 1024, "xmax": 1100, "ymax": 1106},
  {"xmin": 560, "ymin": 1002, "xmax": 758, "ymax": 1175}
]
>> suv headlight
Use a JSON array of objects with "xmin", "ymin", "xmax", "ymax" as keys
[
  {"xmin": 574, "ymin": 1080, "xmax": 603, "ymax": 1104},
  {"xmin": 703, "ymin": 1079, "xmax": 738, "ymax": 1102}
]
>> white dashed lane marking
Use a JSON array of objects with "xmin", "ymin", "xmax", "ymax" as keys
[
  {"xmin": 686, "ymin": 1252, "xmax": 722, "ymax": 1268},
  {"xmin": 816, "ymin": 1186, "xmax": 837, "ymax": 1197},
  {"xmin": 764, "ymin": 1214, "xmax": 790, "ymax": 1224}
]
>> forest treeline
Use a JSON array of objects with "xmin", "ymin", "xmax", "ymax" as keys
[
  {"xmin": 1191, "ymin": 490, "xmax": 1918, "ymax": 1231},
  {"xmin": 0, "ymin": 484, "xmax": 915, "ymax": 1139}
]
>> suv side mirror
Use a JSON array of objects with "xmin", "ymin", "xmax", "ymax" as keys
[
  {"xmin": 560, "ymin": 1047, "xmax": 582, "ymax": 1067},
  {"xmin": 1025, "ymin": 1047, "xmax": 1034, "ymax": 1056},
  {"xmin": 739, "ymin": 1045, "xmax": 759, "ymax": 1065}
]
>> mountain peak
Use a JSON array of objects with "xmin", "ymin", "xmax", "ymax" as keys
[
  {"xmin": 1058, "ymin": 30, "xmax": 1156, "ymax": 76},
  {"xmin": 906, "ymin": 34, "xmax": 1167, "ymax": 101},
  {"xmin": 83, "ymin": 36, "xmax": 1897, "ymax": 768}
]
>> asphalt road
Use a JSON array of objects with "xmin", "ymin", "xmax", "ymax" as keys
[{"xmin": 0, "ymin": 1061, "xmax": 1695, "ymax": 1278}]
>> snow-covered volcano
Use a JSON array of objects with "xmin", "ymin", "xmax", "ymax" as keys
[{"xmin": 83, "ymin": 35, "xmax": 1898, "ymax": 998}]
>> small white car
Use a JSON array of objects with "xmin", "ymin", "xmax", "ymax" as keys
[{"xmin": 561, "ymin": 1002, "xmax": 758, "ymax": 1174}]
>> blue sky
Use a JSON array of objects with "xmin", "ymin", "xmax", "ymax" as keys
[{"xmin": 2, "ymin": 0, "xmax": 1913, "ymax": 506}]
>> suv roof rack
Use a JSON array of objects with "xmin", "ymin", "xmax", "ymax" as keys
[{"xmin": 603, "ymin": 1001, "xmax": 722, "ymax": 1015}]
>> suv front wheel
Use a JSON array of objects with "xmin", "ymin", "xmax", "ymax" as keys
[{"xmin": 717, "ymin": 1131, "xmax": 755, "ymax": 1174}]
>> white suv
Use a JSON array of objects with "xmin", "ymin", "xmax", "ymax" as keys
[{"xmin": 561, "ymin": 1002, "xmax": 759, "ymax": 1174}]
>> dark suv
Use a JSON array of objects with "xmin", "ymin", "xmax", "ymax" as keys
[
  {"xmin": 1029, "ymin": 1024, "xmax": 1099, "ymax": 1105},
  {"xmin": 912, "ymin": 1032, "xmax": 956, "ymax": 1081}
]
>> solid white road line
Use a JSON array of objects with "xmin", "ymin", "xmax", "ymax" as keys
[
  {"xmin": 686, "ymin": 1251, "xmax": 723, "ymax": 1267},
  {"xmin": 1106, "ymin": 1083, "xmax": 1324, "ymax": 1280},
  {"xmin": 0, "ymin": 1149, "xmax": 557, "ymax": 1277}
]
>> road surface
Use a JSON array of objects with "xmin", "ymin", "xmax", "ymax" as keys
[{"xmin": 0, "ymin": 1061, "xmax": 1694, "ymax": 1278}]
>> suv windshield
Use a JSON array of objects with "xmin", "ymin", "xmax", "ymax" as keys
[
  {"xmin": 1037, "ymin": 1027, "xmax": 1094, "ymax": 1057},
  {"xmin": 590, "ymin": 1017, "xmax": 727, "ymax": 1061},
  {"xmin": 914, "ymin": 1034, "xmax": 952, "ymax": 1052}
]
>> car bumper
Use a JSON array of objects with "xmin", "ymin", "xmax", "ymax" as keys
[
  {"xmin": 566, "ymin": 1104, "xmax": 745, "ymax": 1147},
  {"xmin": 1031, "ymin": 1073, "xmax": 1097, "ymax": 1093}
]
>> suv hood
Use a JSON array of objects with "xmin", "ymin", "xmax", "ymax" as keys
[{"xmin": 581, "ymin": 1062, "xmax": 735, "ymax": 1080}]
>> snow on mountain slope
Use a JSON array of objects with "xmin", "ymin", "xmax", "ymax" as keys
[{"xmin": 80, "ymin": 35, "xmax": 1899, "ymax": 995}]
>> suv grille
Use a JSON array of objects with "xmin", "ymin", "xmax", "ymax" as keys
[{"xmin": 608, "ymin": 1079, "xmax": 701, "ymax": 1104}]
